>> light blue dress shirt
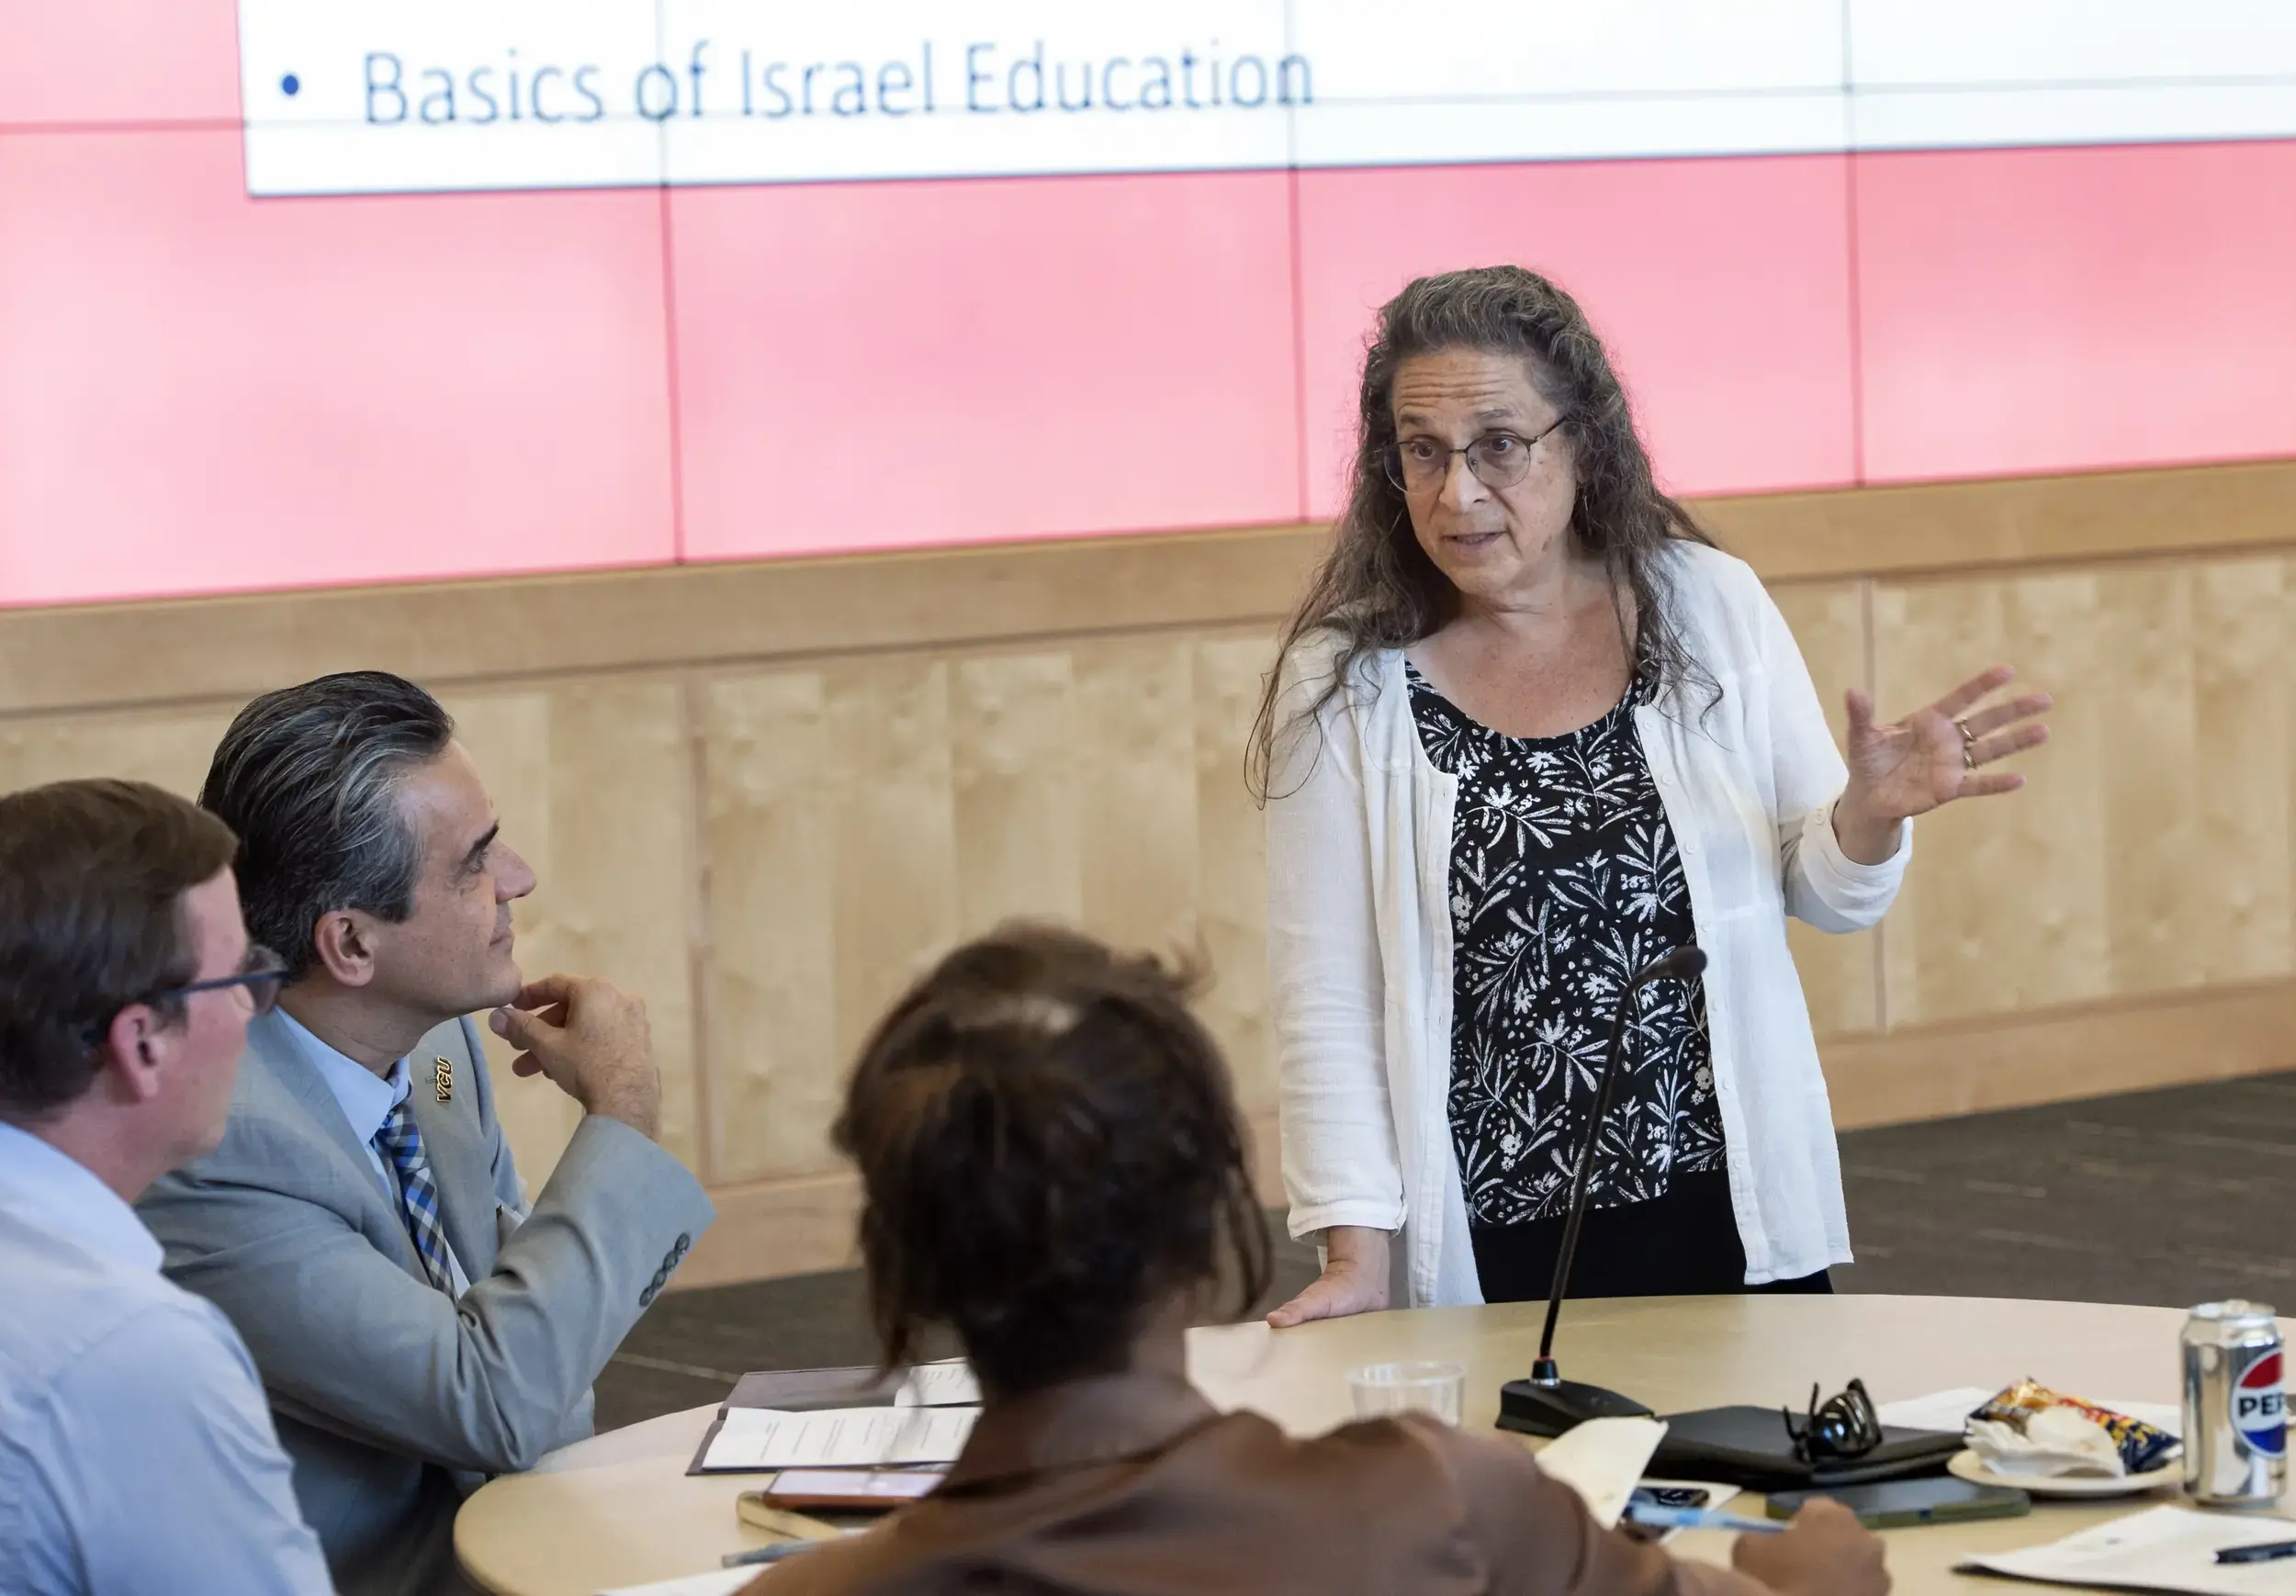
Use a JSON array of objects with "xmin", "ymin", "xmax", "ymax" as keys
[
  {"xmin": 0, "ymin": 1119, "xmax": 335, "ymax": 1596},
  {"xmin": 275, "ymin": 1009, "xmax": 472, "ymax": 1296}
]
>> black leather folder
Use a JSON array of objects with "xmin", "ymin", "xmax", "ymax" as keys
[
  {"xmin": 1649, "ymin": 1406, "xmax": 1963, "ymax": 1489},
  {"xmin": 721, "ymin": 1365, "xmax": 906, "ymax": 1414},
  {"xmin": 687, "ymin": 1366, "xmax": 910, "ymax": 1475}
]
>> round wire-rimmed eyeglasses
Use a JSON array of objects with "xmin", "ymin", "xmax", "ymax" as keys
[{"xmin": 1383, "ymin": 412, "xmax": 1570, "ymax": 494}]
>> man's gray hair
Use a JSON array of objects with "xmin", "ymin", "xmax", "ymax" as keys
[{"xmin": 200, "ymin": 671, "xmax": 456, "ymax": 983}]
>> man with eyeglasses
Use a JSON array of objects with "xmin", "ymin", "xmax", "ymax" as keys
[
  {"xmin": 0, "ymin": 778, "xmax": 331, "ymax": 1595},
  {"xmin": 139, "ymin": 671, "xmax": 715, "ymax": 1596}
]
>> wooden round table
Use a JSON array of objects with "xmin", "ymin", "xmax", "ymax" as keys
[{"xmin": 456, "ymin": 1293, "xmax": 2285, "ymax": 1595}]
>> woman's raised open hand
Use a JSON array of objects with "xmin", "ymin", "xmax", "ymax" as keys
[{"xmin": 1832, "ymin": 664, "xmax": 2052, "ymax": 864}]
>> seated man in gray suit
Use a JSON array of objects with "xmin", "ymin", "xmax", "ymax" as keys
[{"xmin": 139, "ymin": 671, "xmax": 716, "ymax": 1596}]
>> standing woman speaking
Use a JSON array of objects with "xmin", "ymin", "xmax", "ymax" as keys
[{"xmin": 1256, "ymin": 266, "xmax": 2050, "ymax": 1321}]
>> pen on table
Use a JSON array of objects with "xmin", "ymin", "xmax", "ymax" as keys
[
  {"xmin": 2216, "ymin": 1539, "xmax": 2296, "ymax": 1566},
  {"xmin": 1623, "ymin": 1503, "xmax": 1787, "ymax": 1536},
  {"xmin": 725, "ymin": 1539, "xmax": 821, "ymax": 1568}
]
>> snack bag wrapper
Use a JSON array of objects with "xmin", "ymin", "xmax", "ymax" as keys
[{"xmin": 1967, "ymin": 1379, "xmax": 2179, "ymax": 1476}]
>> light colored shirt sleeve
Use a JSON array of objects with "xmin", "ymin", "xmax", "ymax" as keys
[
  {"xmin": 30, "ymin": 1297, "xmax": 334, "ymax": 1596},
  {"xmin": 1748, "ymin": 570, "xmax": 1910, "ymax": 933},
  {"xmin": 1266, "ymin": 641, "xmax": 1408, "ymax": 1239}
]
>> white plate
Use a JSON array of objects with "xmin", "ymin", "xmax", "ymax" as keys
[{"xmin": 1948, "ymin": 1447, "xmax": 2182, "ymax": 1498}]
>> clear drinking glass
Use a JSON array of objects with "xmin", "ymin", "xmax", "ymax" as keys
[{"xmin": 1348, "ymin": 1360, "xmax": 1467, "ymax": 1426}]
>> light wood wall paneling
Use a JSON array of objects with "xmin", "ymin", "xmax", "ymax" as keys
[
  {"xmin": 2195, "ymin": 556, "xmax": 2291, "ymax": 986},
  {"xmin": 0, "ymin": 703, "xmax": 236, "ymax": 797},
  {"xmin": 699, "ymin": 669, "xmax": 845, "ymax": 1187},
  {"xmin": 701, "ymin": 655, "xmax": 971, "ymax": 1187},
  {"xmin": 1705, "ymin": 459, "xmax": 2296, "ymax": 583},
  {"xmin": 680, "ymin": 1172, "xmax": 863, "ymax": 1289},
  {"xmin": 1769, "ymin": 579, "xmax": 1882, "ymax": 1040},
  {"xmin": 445, "ymin": 680, "xmax": 704, "ymax": 1186},
  {"xmin": 1193, "ymin": 633, "xmax": 1280, "ymax": 1138},
  {"xmin": 1825, "ymin": 979, "xmax": 2296, "ymax": 1129},
  {"xmin": 1875, "ymin": 549, "xmax": 2296, "ymax": 1036},
  {"xmin": 1074, "ymin": 639, "xmax": 1201, "ymax": 956},
  {"xmin": 687, "ymin": 632, "xmax": 1291, "ymax": 1264},
  {"xmin": 951, "ymin": 652, "xmax": 1085, "ymax": 929},
  {"xmin": 5, "ymin": 462, "xmax": 2291, "ymax": 726},
  {"xmin": 9, "ymin": 461, "xmax": 2296, "ymax": 1289},
  {"xmin": 824, "ymin": 659, "xmax": 962, "ymax": 1096},
  {"xmin": 2094, "ymin": 564, "xmax": 2206, "ymax": 999},
  {"xmin": 441, "ymin": 693, "xmax": 581, "ymax": 1190},
  {"xmin": 1875, "ymin": 568, "xmax": 2110, "ymax": 1028},
  {"xmin": 0, "ymin": 527, "xmax": 1327, "ymax": 721}
]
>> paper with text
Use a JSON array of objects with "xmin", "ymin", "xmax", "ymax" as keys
[
  {"xmin": 236, "ymin": 1, "xmax": 2296, "ymax": 197},
  {"xmin": 1959, "ymin": 1504, "xmax": 2296, "ymax": 1596},
  {"xmin": 701, "ymin": 1406, "xmax": 980, "ymax": 1472},
  {"xmin": 894, "ymin": 1362, "xmax": 983, "ymax": 1408},
  {"xmin": 597, "ymin": 1570, "xmax": 756, "ymax": 1596}
]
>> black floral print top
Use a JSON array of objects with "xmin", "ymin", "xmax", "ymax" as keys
[{"xmin": 1408, "ymin": 656, "xmax": 1725, "ymax": 1227}]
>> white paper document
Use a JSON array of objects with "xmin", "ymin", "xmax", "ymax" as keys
[
  {"xmin": 1532, "ymin": 1417, "xmax": 1670, "ymax": 1529},
  {"xmin": 894, "ymin": 1361, "xmax": 983, "ymax": 1408},
  {"xmin": 700, "ymin": 1405, "xmax": 979, "ymax": 1472},
  {"xmin": 597, "ymin": 1571, "xmax": 757, "ymax": 1596},
  {"xmin": 1876, "ymin": 1388, "xmax": 2181, "ymax": 1435},
  {"xmin": 1960, "ymin": 1504, "xmax": 2296, "ymax": 1596},
  {"xmin": 1875, "ymin": 1387, "xmax": 2000, "ymax": 1433}
]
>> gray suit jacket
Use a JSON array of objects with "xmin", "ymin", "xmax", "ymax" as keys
[{"xmin": 139, "ymin": 1009, "xmax": 717, "ymax": 1596}]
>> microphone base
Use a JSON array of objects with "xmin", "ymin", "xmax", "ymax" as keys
[{"xmin": 1495, "ymin": 1375, "xmax": 1656, "ymax": 1437}]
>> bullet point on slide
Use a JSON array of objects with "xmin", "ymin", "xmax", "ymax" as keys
[{"xmin": 281, "ymin": 73, "xmax": 301, "ymax": 96}]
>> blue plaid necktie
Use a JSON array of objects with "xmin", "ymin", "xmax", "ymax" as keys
[{"xmin": 374, "ymin": 1099, "xmax": 454, "ymax": 1292}]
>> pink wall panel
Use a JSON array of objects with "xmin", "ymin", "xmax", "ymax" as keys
[
  {"xmin": 0, "ymin": 129, "xmax": 676, "ymax": 606},
  {"xmin": 670, "ymin": 170, "xmax": 1300, "ymax": 561},
  {"xmin": 1294, "ymin": 156, "xmax": 1860, "ymax": 519},
  {"xmin": 6, "ymin": 106, "xmax": 2292, "ymax": 611},
  {"xmin": 0, "ymin": 0, "xmax": 241, "ymax": 126},
  {"xmin": 1856, "ymin": 140, "xmax": 2296, "ymax": 483}
]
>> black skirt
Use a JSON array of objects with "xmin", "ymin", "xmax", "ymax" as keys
[{"xmin": 1470, "ymin": 1170, "xmax": 1834, "ymax": 1301}]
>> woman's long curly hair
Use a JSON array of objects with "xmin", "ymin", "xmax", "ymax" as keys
[{"xmin": 1249, "ymin": 265, "xmax": 1716, "ymax": 800}]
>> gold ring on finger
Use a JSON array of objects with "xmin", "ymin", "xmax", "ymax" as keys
[{"xmin": 1955, "ymin": 719, "xmax": 1979, "ymax": 769}]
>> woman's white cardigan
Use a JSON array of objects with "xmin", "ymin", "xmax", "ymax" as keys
[{"xmin": 1266, "ymin": 543, "xmax": 1909, "ymax": 1307}]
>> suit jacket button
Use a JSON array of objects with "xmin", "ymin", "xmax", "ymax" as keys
[
  {"xmin": 650, "ymin": 1267, "xmax": 669, "ymax": 1289},
  {"xmin": 639, "ymin": 1286, "xmax": 658, "ymax": 1307},
  {"xmin": 674, "ymin": 1232, "xmax": 692, "ymax": 1253}
]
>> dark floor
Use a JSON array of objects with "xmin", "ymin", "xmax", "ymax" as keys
[{"xmin": 594, "ymin": 1071, "xmax": 2296, "ymax": 1432}]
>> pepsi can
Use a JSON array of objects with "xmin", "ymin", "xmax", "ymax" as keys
[{"xmin": 2181, "ymin": 1300, "xmax": 2286, "ymax": 1507}]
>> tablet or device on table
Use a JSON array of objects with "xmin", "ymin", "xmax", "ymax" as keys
[
  {"xmin": 760, "ymin": 1469, "xmax": 943, "ymax": 1511},
  {"xmin": 1652, "ymin": 1406, "xmax": 1962, "ymax": 1489},
  {"xmin": 1767, "ymin": 1477, "xmax": 2032, "ymax": 1529}
]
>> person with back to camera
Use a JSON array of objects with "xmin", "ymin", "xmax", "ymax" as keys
[
  {"xmin": 1256, "ymin": 266, "xmax": 2052, "ymax": 1322},
  {"xmin": 740, "ymin": 922, "xmax": 1888, "ymax": 1596}
]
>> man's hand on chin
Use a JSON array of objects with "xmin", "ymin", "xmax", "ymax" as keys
[{"xmin": 490, "ymin": 977, "xmax": 661, "ymax": 1141}]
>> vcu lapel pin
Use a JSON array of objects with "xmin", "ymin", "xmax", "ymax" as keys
[{"xmin": 434, "ymin": 1055, "xmax": 453, "ymax": 1103}]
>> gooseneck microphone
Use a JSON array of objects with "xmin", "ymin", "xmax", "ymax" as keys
[{"xmin": 1497, "ymin": 944, "xmax": 1708, "ymax": 1437}]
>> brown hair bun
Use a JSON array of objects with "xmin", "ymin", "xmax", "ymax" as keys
[{"xmin": 835, "ymin": 924, "xmax": 1270, "ymax": 1396}]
